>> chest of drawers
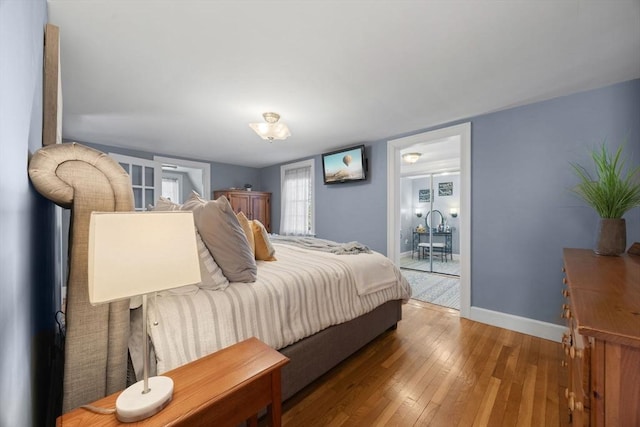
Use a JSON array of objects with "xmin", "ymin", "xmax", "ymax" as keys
[{"xmin": 561, "ymin": 248, "xmax": 640, "ymax": 426}]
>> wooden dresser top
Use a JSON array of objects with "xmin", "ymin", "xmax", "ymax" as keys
[{"xmin": 563, "ymin": 248, "xmax": 640, "ymax": 348}]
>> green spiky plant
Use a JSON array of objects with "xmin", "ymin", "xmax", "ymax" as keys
[{"xmin": 570, "ymin": 141, "xmax": 640, "ymax": 218}]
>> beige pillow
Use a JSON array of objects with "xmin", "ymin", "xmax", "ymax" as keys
[
  {"xmin": 236, "ymin": 211, "xmax": 256, "ymax": 255},
  {"xmin": 181, "ymin": 191, "xmax": 206, "ymax": 210},
  {"xmin": 252, "ymin": 219, "xmax": 277, "ymax": 261},
  {"xmin": 183, "ymin": 193, "xmax": 257, "ymax": 283},
  {"xmin": 152, "ymin": 196, "xmax": 181, "ymax": 211}
]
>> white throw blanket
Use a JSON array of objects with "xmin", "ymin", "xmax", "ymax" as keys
[{"xmin": 270, "ymin": 235, "xmax": 372, "ymax": 255}]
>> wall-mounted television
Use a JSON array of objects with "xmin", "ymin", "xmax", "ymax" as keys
[{"xmin": 321, "ymin": 145, "xmax": 367, "ymax": 184}]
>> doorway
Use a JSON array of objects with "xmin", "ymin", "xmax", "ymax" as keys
[
  {"xmin": 402, "ymin": 171, "xmax": 460, "ymax": 277},
  {"xmin": 108, "ymin": 153, "xmax": 211, "ymax": 208},
  {"xmin": 387, "ymin": 123, "xmax": 471, "ymax": 318},
  {"xmin": 154, "ymin": 156, "xmax": 211, "ymax": 203}
]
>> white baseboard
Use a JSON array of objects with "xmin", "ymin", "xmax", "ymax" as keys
[{"xmin": 469, "ymin": 306, "xmax": 565, "ymax": 342}]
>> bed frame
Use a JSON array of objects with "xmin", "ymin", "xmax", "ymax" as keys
[
  {"xmin": 28, "ymin": 142, "xmax": 404, "ymax": 412},
  {"xmin": 279, "ymin": 299, "xmax": 402, "ymax": 401}
]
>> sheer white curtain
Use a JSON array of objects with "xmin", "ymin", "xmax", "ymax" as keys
[
  {"xmin": 280, "ymin": 160, "xmax": 314, "ymax": 235},
  {"xmin": 162, "ymin": 177, "xmax": 180, "ymax": 203}
]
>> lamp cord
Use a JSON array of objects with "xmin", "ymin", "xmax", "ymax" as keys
[{"xmin": 79, "ymin": 404, "xmax": 116, "ymax": 415}]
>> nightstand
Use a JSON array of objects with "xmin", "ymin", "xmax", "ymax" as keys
[{"xmin": 57, "ymin": 337, "xmax": 290, "ymax": 426}]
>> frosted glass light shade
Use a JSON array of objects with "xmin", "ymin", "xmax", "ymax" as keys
[
  {"xmin": 249, "ymin": 112, "xmax": 291, "ymax": 141},
  {"xmin": 402, "ymin": 152, "xmax": 421, "ymax": 163},
  {"xmin": 88, "ymin": 211, "xmax": 201, "ymax": 304}
]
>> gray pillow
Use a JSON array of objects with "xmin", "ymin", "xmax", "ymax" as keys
[
  {"xmin": 194, "ymin": 231, "xmax": 229, "ymax": 291},
  {"xmin": 150, "ymin": 195, "xmax": 229, "ymax": 290},
  {"xmin": 182, "ymin": 193, "xmax": 257, "ymax": 282}
]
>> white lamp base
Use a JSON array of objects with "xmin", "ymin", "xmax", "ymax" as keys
[{"xmin": 115, "ymin": 376, "xmax": 174, "ymax": 423}]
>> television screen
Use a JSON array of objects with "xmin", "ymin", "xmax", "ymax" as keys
[{"xmin": 322, "ymin": 145, "xmax": 367, "ymax": 184}]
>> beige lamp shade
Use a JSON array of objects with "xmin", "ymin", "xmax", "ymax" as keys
[{"xmin": 88, "ymin": 211, "xmax": 201, "ymax": 304}]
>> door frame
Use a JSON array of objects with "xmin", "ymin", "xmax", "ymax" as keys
[
  {"xmin": 154, "ymin": 156, "xmax": 211, "ymax": 201},
  {"xmin": 387, "ymin": 122, "xmax": 471, "ymax": 318}
]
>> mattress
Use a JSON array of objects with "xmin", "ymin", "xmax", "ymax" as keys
[{"xmin": 144, "ymin": 243, "xmax": 411, "ymax": 375}]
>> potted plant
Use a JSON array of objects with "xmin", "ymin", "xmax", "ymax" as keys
[{"xmin": 570, "ymin": 141, "xmax": 640, "ymax": 255}]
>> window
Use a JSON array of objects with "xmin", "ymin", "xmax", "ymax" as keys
[
  {"xmin": 280, "ymin": 159, "xmax": 314, "ymax": 235},
  {"xmin": 162, "ymin": 176, "xmax": 181, "ymax": 202},
  {"xmin": 109, "ymin": 153, "xmax": 160, "ymax": 211}
]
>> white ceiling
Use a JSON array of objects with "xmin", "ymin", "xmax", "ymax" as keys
[
  {"xmin": 401, "ymin": 136, "xmax": 461, "ymax": 176},
  {"xmin": 47, "ymin": 1, "xmax": 640, "ymax": 168}
]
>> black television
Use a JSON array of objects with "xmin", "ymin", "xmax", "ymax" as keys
[{"xmin": 321, "ymin": 145, "xmax": 367, "ymax": 184}]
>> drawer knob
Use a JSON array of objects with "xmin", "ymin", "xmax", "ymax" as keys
[
  {"xmin": 568, "ymin": 394, "xmax": 583, "ymax": 412},
  {"xmin": 569, "ymin": 346, "xmax": 583, "ymax": 359},
  {"xmin": 562, "ymin": 289, "xmax": 570, "ymax": 297},
  {"xmin": 561, "ymin": 360, "xmax": 567, "ymax": 367},
  {"xmin": 562, "ymin": 277, "xmax": 567, "ymax": 284}
]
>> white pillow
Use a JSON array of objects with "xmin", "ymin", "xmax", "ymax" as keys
[{"xmin": 195, "ymin": 231, "xmax": 229, "ymax": 291}]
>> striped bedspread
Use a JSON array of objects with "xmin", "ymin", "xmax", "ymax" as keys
[{"xmin": 147, "ymin": 243, "xmax": 411, "ymax": 374}]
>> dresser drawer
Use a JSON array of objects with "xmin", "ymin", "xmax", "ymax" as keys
[
  {"xmin": 570, "ymin": 330, "xmax": 591, "ymax": 410},
  {"xmin": 561, "ymin": 269, "xmax": 590, "ymax": 425}
]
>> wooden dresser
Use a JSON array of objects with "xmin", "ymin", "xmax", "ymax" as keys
[
  {"xmin": 214, "ymin": 189, "xmax": 271, "ymax": 232},
  {"xmin": 561, "ymin": 248, "xmax": 640, "ymax": 426}
]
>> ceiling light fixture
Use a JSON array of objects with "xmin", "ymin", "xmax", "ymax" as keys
[
  {"xmin": 402, "ymin": 152, "xmax": 421, "ymax": 163},
  {"xmin": 249, "ymin": 112, "xmax": 291, "ymax": 142}
]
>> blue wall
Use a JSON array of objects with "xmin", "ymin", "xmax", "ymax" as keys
[
  {"xmin": 261, "ymin": 143, "xmax": 389, "ymax": 253},
  {"xmin": 260, "ymin": 79, "xmax": 640, "ymax": 325},
  {"xmin": 1, "ymin": 1, "xmax": 61, "ymax": 425},
  {"xmin": 471, "ymin": 79, "xmax": 640, "ymax": 323}
]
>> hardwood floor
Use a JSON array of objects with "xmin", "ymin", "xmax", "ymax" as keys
[{"xmin": 279, "ymin": 300, "xmax": 570, "ymax": 427}]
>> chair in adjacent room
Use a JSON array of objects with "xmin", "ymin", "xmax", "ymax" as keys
[{"xmin": 417, "ymin": 242, "xmax": 446, "ymax": 261}]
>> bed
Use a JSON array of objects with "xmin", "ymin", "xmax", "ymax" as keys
[{"xmin": 28, "ymin": 142, "xmax": 410, "ymax": 413}]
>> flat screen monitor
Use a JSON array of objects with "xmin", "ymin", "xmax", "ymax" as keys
[{"xmin": 321, "ymin": 145, "xmax": 367, "ymax": 184}]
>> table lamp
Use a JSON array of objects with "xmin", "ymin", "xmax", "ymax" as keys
[{"xmin": 88, "ymin": 211, "xmax": 201, "ymax": 422}]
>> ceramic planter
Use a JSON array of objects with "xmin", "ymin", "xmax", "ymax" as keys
[{"xmin": 594, "ymin": 218, "xmax": 626, "ymax": 256}]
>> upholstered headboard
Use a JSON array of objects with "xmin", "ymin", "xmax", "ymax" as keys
[{"xmin": 28, "ymin": 142, "xmax": 134, "ymax": 412}]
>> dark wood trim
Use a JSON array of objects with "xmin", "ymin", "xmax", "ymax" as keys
[{"xmin": 43, "ymin": 23, "xmax": 60, "ymax": 147}]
